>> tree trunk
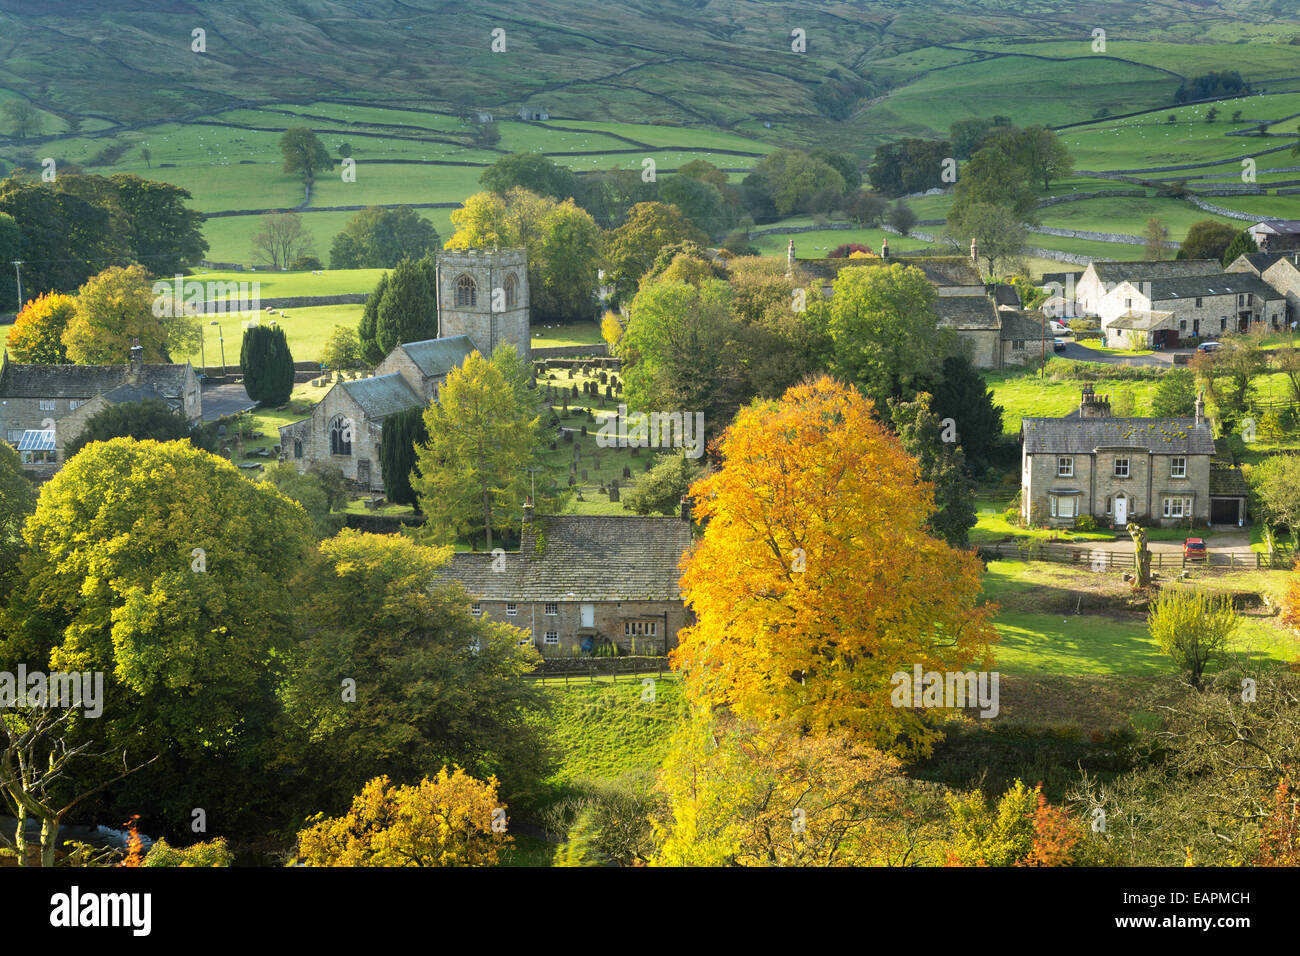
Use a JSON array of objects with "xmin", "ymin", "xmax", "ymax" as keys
[
  {"xmin": 14, "ymin": 805, "xmax": 27, "ymax": 867},
  {"xmin": 40, "ymin": 815, "xmax": 60, "ymax": 868}
]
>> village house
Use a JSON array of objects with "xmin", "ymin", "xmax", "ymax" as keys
[
  {"xmin": 440, "ymin": 503, "xmax": 694, "ymax": 657},
  {"xmin": 1098, "ymin": 272, "xmax": 1286, "ymax": 345},
  {"xmin": 1019, "ymin": 385, "xmax": 1248, "ymax": 528},
  {"xmin": 0, "ymin": 344, "xmax": 202, "ymax": 478},
  {"xmin": 279, "ymin": 248, "xmax": 530, "ymax": 492},
  {"xmin": 1225, "ymin": 250, "xmax": 1300, "ymax": 325},
  {"xmin": 1246, "ymin": 219, "xmax": 1300, "ymax": 252}
]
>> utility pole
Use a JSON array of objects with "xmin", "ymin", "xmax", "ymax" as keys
[
  {"xmin": 10, "ymin": 260, "xmax": 22, "ymax": 314},
  {"xmin": 1041, "ymin": 310, "xmax": 1047, "ymax": 377}
]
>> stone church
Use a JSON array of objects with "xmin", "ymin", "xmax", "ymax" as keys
[{"xmin": 279, "ymin": 248, "xmax": 530, "ymax": 492}]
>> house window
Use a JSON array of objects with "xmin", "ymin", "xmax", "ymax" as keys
[
  {"xmin": 544, "ymin": 630, "xmax": 559, "ymax": 646},
  {"xmin": 68, "ymin": 399, "xmax": 83, "ymax": 411},
  {"xmin": 329, "ymin": 416, "xmax": 352, "ymax": 456},
  {"xmin": 1125, "ymin": 298, "xmax": 1132, "ymax": 309},
  {"xmin": 471, "ymin": 602, "xmax": 482, "ymax": 616},
  {"xmin": 1114, "ymin": 458, "xmax": 1129, "ymax": 478},
  {"xmin": 1012, "ymin": 339, "xmax": 1025, "ymax": 350},
  {"xmin": 544, "ymin": 602, "xmax": 558, "ymax": 615},
  {"xmin": 1171, "ymin": 456, "xmax": 1186, "ymax": 478},
  {"xmin": 6, "ymin": 430, "xmax": 21, "ymax": 443},
  {"xmin": 506, "ymin": 603, "xmax": 517, "ymax": 616},
  {"xmin": 1195, "ymin": 298, "xmax": 1202, "ymax": 307},
  {"xmin": 1179, "ymin": 320, "xmax": 1187, "ymax": 332},
  {"xmin": 1162, "ymin": 496, "xmax": 1193, "ymax": 518},
  {"xmin": 623, "ymin": 621, "xmax": 658, "ymax": 636},
  {"xmin": 293, "ymin": 438, "xmax": 303, "ymax": 459},
  {"xmin": 503, "ymin": 273, "xmax": 518, "ymax": 309},
  {"xmin": 1057, "ymin": 456, "xmax": 1074, "ymax": 478},
  {"xmin": 455, "ymin": 274, "xmax": 477, "ymax": 307},
  {"xmin": 1050, "ymin": 494, "xmax": 1077, "ymax": 519},
  {"xmin": 1105, "ymin": 495, "xmax": 1112, "ymax": 515},
  {"xmin": 38, "ymin": 399, "xmax": 55, "ymax": 411}
]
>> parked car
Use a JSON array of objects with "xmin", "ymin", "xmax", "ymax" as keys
[
  {"xmin": 1183, "ymin": 538, "xmax": 1208, "ymax": 561},
  {"xmin": 1197, "ymin": 341, "xmax": 1221, "ymax": 353},
  {"xmin": 1053, "ymin": 337, "xmax": 1067, "ymax": 352},
  {"xmin": 1049, "ymin": 320, "xmax": 1070, "ymax": 335}
]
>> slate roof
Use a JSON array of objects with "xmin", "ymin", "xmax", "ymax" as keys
[
  {"xmin": 1041, "ymin": 271, "xmax": 1083, "ymax": 287},
  {"xmin": 0, "ymin": 361, "xmax": 191, "ymax": 400},
  {"xmin": 101, "ymin": 383, "xmax": 172, "ymax": 406},
  {"xmin": 339, "ymin": 373, "xmax": 424, "ymax": 419},
  {"xmin": 936, "ymin": 295, "xmax": 1000, "ymax": 330},
  {"xmin": 803, "ymin": 255, "xmax": 983, "ymax": 289},
  {"xmin": 396, "ymin": 335, "xmax": 475, "ymax": 377},
  {"xmin": 1253, "ymin": 219, "xmax": 1300, "ymax": 234},
  {"xmin": 1022, "ymin": 416, "xmax": 1215, "ymax": 455},
  {"xmin": 1108, "ymin": 310, "xmax": 1175, "ymax": 331},
  {"xmin": 1146, "ymin": 273, "xmax": 1283, "ymax": 302},
  {"xmin": 441, "ymin": 515, "xmax": 693, "ymax": 603},
  {"xmin": 999, "ymin": 311, "xmax": 1045, "ymax": 341},
  {"xmin": 990, "ymin": 284, "xmax": 1021, "ymax": 308},
  {"xmin": 1088, "ymin": 260, "xmax": 1222, "ymax": 283},
  {"xmin": 1209, "ymin": 466, "xmax": 1248, "ymax": 497},
  {"xmin": 1230, "ymin": 252, "xmax": 1287, "ymax": 275}
]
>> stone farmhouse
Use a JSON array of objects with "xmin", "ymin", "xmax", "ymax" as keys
[
  {"xmin": 440, "ymin": 504, "xmax": 694, "ymax": 657},
  {"xmin": 790, "ymin": 240, "xmax": 1042, "ymax": 370},
  {"xmin": 1247, "ymin": 219, "xmax": 1300, "ymax": 252},
  {"xmin": 1020, "ymin": 385, "xmax": 1247, "ymax": 528},
  {"xmin": 0, "ymin": 344, "xmax": 201, "ymax": 478},
  {"xmin": 1226, "ymin": 251, "xmax": 1300, "ymax": 325},
  {"xmin": 279, "ymin": 249, "xmax": 530, "ymax": 492}
]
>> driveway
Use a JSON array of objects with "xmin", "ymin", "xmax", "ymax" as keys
[
  {"xmin": 1073, "ymin": 528, "xmax": 1252, "ymax": 556},
  {"xmin": 201, "ymin": 382, "xmax": 256, "ymax": 421},
  {"xmin": 1055, "ymin": 340, "xmax": 1192, "ymax": 367}
]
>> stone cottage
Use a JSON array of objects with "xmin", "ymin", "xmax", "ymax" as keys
[
  {"xmin": 440, "ymin": 503, "xmax": 694, "ymax": 657},
  {"xmin": 1020, "ymin": 385, "xmax": 1218, "ymax": 528},
  {"xmin": 0, "ymin": 344, "xmax": 201, "ymax": 477}
]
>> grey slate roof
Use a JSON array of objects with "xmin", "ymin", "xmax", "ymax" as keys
[
  {"xmin": 396, "ymin": 335, "xmax": 475, "ymax": 377},
  {"xmin": 804, "ymin": 255, "xmax": 983, "ymax": 289},
  {"xmin": 999, "ymin": 311, "xmax": 1045, "ymax": 341},
  {"xmin": 1022, "ymin": 416, "xmax": 1215, "ymax": 455},
  {"xmin": 936, "ymin": 295, "xmax": 1000, "ymax": 330},
  {"xmin": 101, "ymin": 383, "xmax": 171, "ymax": 406},
  {"xmin": 0, "ymin": 362, "xmax": 191, "ymax": 400},
  {"xmin": 990, "ymin": 284, "xmax": 1021, "ymax": 308},
  {"xmin": 339, "ymin": 373, "xmax": 424, "ymax": 419},
  {"xmin": 1108, "ymin": 309, "xmax": 1175, "ymax": 331},
  {"xmin": 1209, "ymin": 466, "xmax": 1248, "ymax": 497},
  {"xmin": 1088, "ymin": 260, "xmax": 1222, "ymax": 283},
  {"xmin": 441, "ymin": 515, "xmax": 693, "ymax": 602},
  {"xmin": 1146, "ymin": 273, "xmax": 1283, "ymax": 301}
]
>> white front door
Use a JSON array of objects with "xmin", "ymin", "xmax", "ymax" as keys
[
  {"xmin": 1114, "ymin": 495, "xmax": 1128, "ymax": 525},
  {"xmin": 580, "ymin": 603, "xmax": 595, "ymax": 628}
]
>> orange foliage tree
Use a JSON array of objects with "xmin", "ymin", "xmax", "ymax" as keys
[
  {"xmin": 6, "ymin": 292, "xmax": 76, "ymax": 364},
  {"xmin": 1255, "ymin": 775, "xmax": 1300, "ymax": 866},
  {"xmin": 673, "ymin": 375, "xmax": 998, "ymax": 757}
]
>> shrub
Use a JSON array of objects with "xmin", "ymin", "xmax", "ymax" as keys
[{"xmin": 1075, "ymin": 514, "xmax": 1098, "ymax": 532}]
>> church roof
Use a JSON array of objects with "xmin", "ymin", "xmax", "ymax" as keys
[
  {"xmin": 396, "ymin": 335, "xmax": 476, "ymax": 377},
  {"xmin": 340, "ymin": 373, "xmax": 424, "ymax": 419},
  {"xmin": 442, "ymin": 515, "xmax": 693, "ymax": 603}
]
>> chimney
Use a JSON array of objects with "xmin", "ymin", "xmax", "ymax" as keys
[
  {"xmin": 1079, "ymin": 383, "xmax": 1112, "ymax": 419},
  {"xmin": 787, "ymin": 239, "xmax": 796, "ymax": 269},
  {"xmin": 523, "ymin": 496, "xmax": 534, "ymax": 526},
  {"xmin": 680, "ymin": 495, "xmax": 692, "ymax": 524},
  {"xmin": 1194, "ymin": 389, "xmax": 1204, "ymax": 425},
  {"xmin": 970, "ymin": 236, "xmax": 979, "ymax": 265},
  {"xmin": 127, "ymin": 338, "xmax": 143, "ymax": 384},
  {"xmin": 880, "ymin": 237, "xmax": 889, "ymax": 259}
]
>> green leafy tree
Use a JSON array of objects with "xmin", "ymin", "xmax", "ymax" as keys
[
  {"xmin": 358, "ymin": 270, "xmax": 390, "ymax": 365},
  {"xmin": 605, "ymin": 202, "xmax": 709, "ymax": 303},
  {"xmin": 2, "ymin": 100, "xmax": 41, "ymax": 139},
  {"xmin": 622, "ymin": 453, "xmax": 700, "ymax": 515},
  {"xmin": 744, "ymin": 149, "xmax": 848, "ymax": 215},
  {"xmin": 1248, "ymin": 453, "xmax": 1300, "ymax": 540},
  {"xmin": 412, "ymin": 350, "xmax": 539, "ymax": 550},
  {"xmin": 480, "ymin": 151, "xmax": 578, "ymax": 201},
  {"xmin": 1006, "ymin": 126, "xmax": 1074, "ymax": 190},
  {"xmin": 279, "ymin": 127, "xmax": 333, "ymax": 184},
  {"xmin": 0, "ymin": 438, "xmax": 314, "ymax": 826},
  {"xmin": 108, "ymin": 174, "xmax": 208, "ymax": 275},
  {"xmin": 322, "ymin": 324, "xmax": 363, "ymax": 370},
  {"xmin": 1222, "ymin": 229, "xmax": 1258, "ymax": 266},
  {"xmin": 0, "ymin": 441, "xmax": 36, "ymax": 597},
  {"xmin": 374, "ymin": 255, "xmax": 438, "ymax": 356},
  {"xmin": 1179, "ymin": 220, "xmax": 1240, "ymax": 262},
  {"xmin": 259, "ymin": 461, "xmax": 343, "ymax": 539},
  {"xmin": 380, "ymin": 405, "xmax": 428, "ymax": 508},
  {"xmin": 65, "ymin": 399, "xmax": 218, "ymax": 458},
  {"xmin": 947, "ymin": 202, "xmax": 1027, "ymax": 277},
  {"xmin": 0, "ymin": 176, "xmax": 114, "ymax": 300},
  {"xmin": 240, "ymin": 323, "xmax": 295, "ymax": 406},
  {"xmin": 328, "ymin": 206, "xmax": 440, "ymax": 270},
  {"xmin": 62, "ymin": 264, "xmax": 175, "ymax": 364},
  {"xmin": 888, "ymin": 392, "xmax": 977, "ymax": 547},
  {"xmin": 887, "ymin": 200, "xmax": 917, "ymax": 236},
  {"xmin": 1151, "ymin": 368, "xmax": 1198, "ymax": 416},
  {"xmin": 1148, "ymin": 588, "xmax": 1238, "ymax": 689},
  {"xmin": 815, "ymin": 263, "xmax": 951, "ymax": 410},
  {"xmin": 661, "ymin": 175, "xmax": 729, "ymax": 240},
  {"xmin": 0, "ymin": 211, "xmax": 22, "ymax": 308},
  {"xmin": 278, "ymin": 531, "xmax": 546, "ymax": 810},
  {"xmin": 948, "ymin": 145, "xmax": 1038, "ymax": 226}
]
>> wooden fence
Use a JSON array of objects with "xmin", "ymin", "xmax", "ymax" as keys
[{"xmin": 977, "ymin": 542, "xmax": 1293, "ymax": 571}]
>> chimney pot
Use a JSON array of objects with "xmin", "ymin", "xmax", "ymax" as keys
[{"xmin": 680, "ymin": 495, "xmax": 692, "ymax": 523}]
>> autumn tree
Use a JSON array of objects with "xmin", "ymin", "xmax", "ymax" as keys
[
  {"xmin": 1143, "ymin": 218, "xmax": 1170, "ymax": 261},
  {"xmin": 412, "ymin": 348, "xmax": 540, "ymax": 550},
  {"xmin": 604, "ymin": 202, "xmax": 708, "ymax": 303},
  {"xmin": 673, "ymin": 377, "xmax": 998, "ymax": 757},
  {"xmin": 259, "ymin": 461, "xmax": 344, "ymax": 539},
  {"xmin": 297, "ymin": 770, "xmax": 510, "ymax": 866},
  {"xmin": 945, "ymin": 780, "xmax": 1106, "ymax": 866},
  {"xmin": 1148, "ymin": 587, "xmax": 1238, "ymax": 689},
  {"xmin": 62, "ymin": 264, "xmax": 197, "ymax": 364},
  {"xmin": 6, "ymin": 291, "xmax": 75, "ymax": 363}
]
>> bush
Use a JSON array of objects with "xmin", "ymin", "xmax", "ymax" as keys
[
  {"xmin": 1075, "ymin": 514, "xmax": 1098, "ymax": 532},
  {"xmin": 290, "ymin": 255, "xmax": 324, "ymax": 271}
]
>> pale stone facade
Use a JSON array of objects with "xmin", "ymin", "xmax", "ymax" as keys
[{"xmin": 436, "ymin": 249, "xmax": 530, "ymax": 362}]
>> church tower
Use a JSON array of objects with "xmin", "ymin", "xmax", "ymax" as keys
[{"xmin": 435, "ymin": 249, "xmax": 530, "ymax": 360}]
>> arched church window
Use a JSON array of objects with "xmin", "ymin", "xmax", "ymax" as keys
[
  {"xmin": 329, "ymin": 416, "xmax": 352, "ymax": 456},
  {"xmin": 503, "ymin": 272, "xmax": 518, "ymax": 309},
  {"xmin": 455, "ymin": 274, "xmax": 477, "ymax": 307}
]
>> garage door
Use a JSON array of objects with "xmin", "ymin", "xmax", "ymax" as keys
[{"xmin": 1210, "ymin": 497, "xmax": 1240, "ymax": 524}]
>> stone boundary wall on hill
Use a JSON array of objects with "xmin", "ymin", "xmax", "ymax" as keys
[
  {"xmin": 1028, "ymin": 225, "xmax": 1179, "ymax": 248},
  {"xmin": 532, "ymin": 344, "xmax": 610, "ymax": 359},
  {"xmin": 1185, "ymin": 197, "xmax": 1259, "ymax": 221},
  {"xmin": 1036, "ymin": 189, "xmax": 1149, "ymax": 207},
  {"xmin": 197, "ymin": 293, "xmax": 369, "ymax": 313}
]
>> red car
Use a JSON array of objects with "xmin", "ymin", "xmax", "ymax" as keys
[{"xmin": 1183, "ymin": 538, "xmax": 1208, "ymax": 561}]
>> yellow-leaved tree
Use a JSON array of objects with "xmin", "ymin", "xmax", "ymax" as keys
[
  {"xmin": 673, "ymin": 375, "xmax": 998, "ymax": 757},
  {"xmin": 296, "ymin": 769, "xmax": 510, "ymax": 867}
]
